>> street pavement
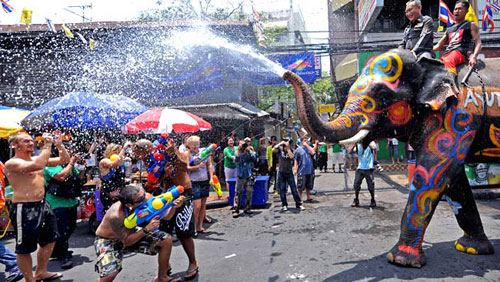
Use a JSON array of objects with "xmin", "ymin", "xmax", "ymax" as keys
[{"xmin": 1, "ymin": 169, "xmax": 499, "ymax": 282}]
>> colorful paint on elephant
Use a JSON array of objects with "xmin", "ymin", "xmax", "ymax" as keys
[
  {"xmin": 408, "ymin": 105, "xmax": 475, "ymax": 249},
  {"xmin": 332, "ymin": 52, "xmax": 407, "ymax": 130}
]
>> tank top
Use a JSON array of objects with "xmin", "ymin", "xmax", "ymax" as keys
[
  {"xmin": 188, "ymin": 152, "xmax": 209, "ymax": 182},
  {"xmin": 444, "ymin": 21, "xmax": 473, "ymax": 57},
  {"xmin": 100, "ymin": 167, "xmax": 125, "ymax": 209}
]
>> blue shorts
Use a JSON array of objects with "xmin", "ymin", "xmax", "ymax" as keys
[{"xmin": 192, "ymin": 180, "xmax": 210, "ymax": 200}]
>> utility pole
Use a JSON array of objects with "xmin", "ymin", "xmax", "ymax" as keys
[{"xmin": 65, "ymin": 2, "xmax": 92, "ymax": 23}]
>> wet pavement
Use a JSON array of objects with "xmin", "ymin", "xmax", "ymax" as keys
[{"xmin": 1, "ymin": 169, "xmax": 499, "ymax": 281}]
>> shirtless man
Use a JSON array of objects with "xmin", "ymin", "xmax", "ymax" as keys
[
  {"xmin": 5, "ymin": 132, "xmax": 70, "ymax": 282},
  {"xmin": 94, "ymin": 185, "xmax": 183, "ymax": 282}
]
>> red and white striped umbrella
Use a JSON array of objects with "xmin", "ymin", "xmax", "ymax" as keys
[{"xmin": 124, "ymin": 108, "xmax": 212, "ymax": 134}]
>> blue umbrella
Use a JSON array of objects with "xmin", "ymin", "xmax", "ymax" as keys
[{"xmin": 22, "ymin": 92, "xmax": 148, "ymax": 130}]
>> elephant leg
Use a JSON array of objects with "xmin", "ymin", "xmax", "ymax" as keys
[
  {"xmin": 444, "ymin": 170, "xmax": 494, "ymax": 255},
  {"xmin": 386, "ymin": 180, "xmax": 445, "ymax": 268}
]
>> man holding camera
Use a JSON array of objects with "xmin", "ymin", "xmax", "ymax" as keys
[
  {"xmin": 273, "ymin": 139, "xmax": 303, "ymax": 212},
  {"xmin": 44, "ymin": 149, "xmax": 85, "ymax": 269},
  {"xmin": 233, "ymin": 139, "xmax": 257, "ymax": 218},
  {"xmin": 5, "ymin": 132, "xmax": 69, "ymax": 282}
]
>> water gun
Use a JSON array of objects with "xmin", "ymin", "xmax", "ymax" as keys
[
  {"xmin": 189, "ymin": 144, "xmax": 220, "ymax": 166},
  {"xmin": 124, "ymin": 185, "xmax": 185, "ymax": 229},
  {"xmin": 210, "ymin": 175, "xmax": 222, "ymax": 198},
  {"xmin": 147, "ymin": 133, "xmax": 171, "ymax": 184}
]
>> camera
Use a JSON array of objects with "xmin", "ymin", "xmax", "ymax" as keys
[{"xmin": 241, "ymin": 143, "xmax": 248, "ymax": 150}]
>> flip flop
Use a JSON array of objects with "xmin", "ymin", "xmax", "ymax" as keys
[
  {"xmin": 184, "ymin": 264, "xmax": 199, "ymax": 281},
  {"xmin": 198, "ymin": 229, "xmax": 210, "ymax": 234},
  {"xmin": 35, "ymin": 273, "xmax": 63, "ymax": 282}
]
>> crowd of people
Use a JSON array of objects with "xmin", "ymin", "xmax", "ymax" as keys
[{"xmin": 0, "ymin": 1, "xmax": 484, "ymax": 280}]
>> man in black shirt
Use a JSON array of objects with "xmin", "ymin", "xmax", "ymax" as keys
[{"xmin": 399, "ymin": 0, "xmax": 434, "ymax": 59}]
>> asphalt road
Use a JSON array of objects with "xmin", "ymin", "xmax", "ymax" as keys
[{"xmin": 1, "ymin": 170, "xmax": 499, "ymax": 282}]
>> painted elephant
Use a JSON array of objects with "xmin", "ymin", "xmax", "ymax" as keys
[{"xmin": 284, "ymin": 48, "xmax": 500, "ymax": 268}]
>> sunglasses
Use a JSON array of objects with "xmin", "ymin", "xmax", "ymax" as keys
[{"xmin": 132, "ymin": 193, "xmax": 146, "ymax": 205}]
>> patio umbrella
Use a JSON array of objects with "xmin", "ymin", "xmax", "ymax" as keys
[
  {"xmin": 0, "ymin": 106, "xmax": 30, "ymax": 138},
  {"xmin": 21, "ymin": 92, "xmax": 148, "ymax": 130},
  {"xmin": 124, "ymin": 108, "xmax": 212, "ymax": 134}
]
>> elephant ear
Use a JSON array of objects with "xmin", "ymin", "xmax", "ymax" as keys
[{"xmin": 416, "ymin": 57, "xmax": 459, "ymax": 110}]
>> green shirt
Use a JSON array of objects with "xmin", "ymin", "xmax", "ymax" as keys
[
  {"xmin": 44, "ymin": 166, "xmax": 80, "ymax": 209},
  {"xmin": 319, "ymin": 144, "xmax": 328, "ymax": 153},
  {"xmin": 223, "ymin": 147, "xmax": 237, "ymax": 169},
  {"xmin": 332, "ymin": 143, "xmax": 342, "ymax": 153}
]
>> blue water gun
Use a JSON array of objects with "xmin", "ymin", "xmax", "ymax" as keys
[
  {"xmin": 147, "ymin": 134, "xmax": 171, "ymax": 184},
  {"xmin": 189, "ymin": 144, "xmax": 220, "ymax": 166},
  {"xmin": 123, "ymin": 185, "xmax": 185, "ymax": 229}
]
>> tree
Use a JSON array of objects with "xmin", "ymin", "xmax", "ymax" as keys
[
  {"xmin": 137, "ymin": 0, "xmax": 245, "ymax": 22},
  {"xmin": 258, "ymin": 75, "xmax": 337, "ymax": 115}
]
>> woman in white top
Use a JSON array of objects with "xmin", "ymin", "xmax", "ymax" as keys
[{"xmin": 186, "ymin": 135, "xmax": 213, "ymax": 235}]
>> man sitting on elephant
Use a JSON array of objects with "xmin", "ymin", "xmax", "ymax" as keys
[
  {"xmin": 399, "ymin": 0, "xmax": 434, "ymax": 60},
  {"xmin": 433, "ymin": 0, "xmax": 482, "ymax": 84}
]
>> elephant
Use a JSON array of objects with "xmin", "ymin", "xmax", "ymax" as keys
[{"xmin": 283, "ymin": 48, "xmax": 500, "ymax": 268}]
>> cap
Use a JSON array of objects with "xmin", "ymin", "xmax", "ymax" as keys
[{"xmin": 244, "ymin": 137, "xmax": 251, "ymax": 142}]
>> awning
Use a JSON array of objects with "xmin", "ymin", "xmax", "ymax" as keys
[
  {"xmin": 173, "ymin": 102, "xmax": 269, "ymax": 120},
  {"xmin": 331, "ymin": 0, "xmax": 352, "ymax": 13},
  {"xmin": 334, "ymin": 53, "xmax": 358, "ymax": 81}
]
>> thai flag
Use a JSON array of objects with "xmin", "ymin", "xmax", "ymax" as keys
[
  {"xmin": 482, "ymin": 2, "xmax": 495, "ymax": 33},
  {"xmin": 1, "ymin": 0, "xmax": 13, "ymax": 13},
  {"xmin": 439, "ymin": 0, "xmax": 455, "ymax": 27},
  {"xmin": 490, "ymin": 2, "xmax": 500, "ymax": 12},
  {"xmin": 46, "ymin": 18, "xmax": 57, "ymax": 33}
]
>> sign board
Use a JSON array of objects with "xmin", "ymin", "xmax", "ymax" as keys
[
  {"xmin": 314, "ymin": 55, "xmax": 322, "ymax": 78},
  {"xmin": 358, "ymin": 0, "xmax": 384, "ymax": 35},
  {"xmin": 317, "ymin": 104, "xmax": 336, "ymax": 113}
]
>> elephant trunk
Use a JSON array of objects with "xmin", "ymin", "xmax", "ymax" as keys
[{"xmin": 283, "ymin": 71, "xmax": 358, "ymax": 143}]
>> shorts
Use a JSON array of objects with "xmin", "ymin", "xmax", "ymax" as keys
[
  {"xmin": 94, "ymin": 231, "xmax": 169, "ymax": 278},
  {"xmin": 440, "ymin": 50, "xmax": 466, "ymax": 75},
  {"xmin": 224, "ymin": 167, "xmax": 237, "ymax": 180},
  {"xmin": 161, "ymin": 190, "xmax": 195, "ymax": 238},
  {"xmin": 9, "ymin": 200, "xmax": 59, "ymax": 254},
  {"xmin": 192, "ymin": 180, "xmax": 210, "ymax": 200},
  {"xmin": 296, "ymin": 174, "xmax": 314, "ymax": 190},
  {"xmin": 332, "ymin": 152, "xmax": 344, "ymax": 165}
]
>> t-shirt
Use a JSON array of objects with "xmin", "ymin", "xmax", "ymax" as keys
[
  {"xmin": 357, "ymin": 144, "xmax": 375, "ymax": 170},
  {"xmin": 278, "ymin": 147, "xmax": 294, "ymax": 173},
  {"xmin": 319, "ymin": 144, "xmax": 328, "ymax": 153},
  {"xmin": 44, "ymin": 165, "xmax": 80, "ymax": 209},
  {"xmin": 257, "ymin": 146, "xmax": 267, "ymax": 160},
  {"xmin": 266, "ymin": 145, "xmax": 273, "ymax": 165},
  {"xmin": 332, "ymin": 143, "xmax": 342, "ymax": 153},
  {"xmin": 390, "ymin": 138, "xmax": 399, "ymax": 146},
  {"xmin": 223, "ymin": 146, "xmax": 237, "ymax": 169},
  {"xmin": 294, "ymin": 146, "xmax": 314, "ymax": 175}
]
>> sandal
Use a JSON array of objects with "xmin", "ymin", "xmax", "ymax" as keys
[
  {"xmin": 198, "ymin": 229, "xmax": 210, "ymax": 234},
  {"xmin": 35, "ymin": 273, "xmax": 63, "ymax": 282},
  {"xmin": 184, "ymin": 263, "xmax": 199, "ymax": 281}
]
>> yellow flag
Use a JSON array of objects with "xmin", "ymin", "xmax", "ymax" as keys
[
  {"xmin": 62, "ymin": 24, "xmax": 74, "ymax": 38},
  {"xmin": 89, "ymin": 38, "xmax": 95, "ymax": 50},
  {"xmin": 437, "ymin": 25, "xmax": 444, "ymax": 32},
  {"xmin": 465, "ymin": 0, "xmax": 478, "ymax": 25},
  {"xmin": 20, "ymin": 8, "xmax": 32, "ymax": 25}
]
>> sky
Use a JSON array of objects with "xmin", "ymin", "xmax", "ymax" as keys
[{"xmin": 0, "ymin": 0, "xmax": 330, "ymax": 71}]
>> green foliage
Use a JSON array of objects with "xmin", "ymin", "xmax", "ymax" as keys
[
  {"xmin": 137, "ymin": 0, "xmax": 245, "ymax": 22},
  {"xmin": 258, "ymin": 76, "xmax": 337, "ymax": 113},
  {"xmin": 260, "ymin": 26, "xmax": 288, "ymax": 47}
]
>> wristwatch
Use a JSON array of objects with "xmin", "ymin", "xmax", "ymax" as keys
[{"xmin": 142, "ymin": 227, "xmax": 153, "ymax": 235}]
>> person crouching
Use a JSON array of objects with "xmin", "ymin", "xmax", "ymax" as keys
[{"xmin": 94, "ymin": 185, "xmax": 183, "ymax": 282}]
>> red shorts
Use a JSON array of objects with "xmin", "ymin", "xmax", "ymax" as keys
[{"xmin": 440, "ymin": 50, "xmax": 466, "ymax": 75}]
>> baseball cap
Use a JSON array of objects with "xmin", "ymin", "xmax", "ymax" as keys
[{"xmin": 244, "ymin": 137, "xmax": 251, "ymax": 142}]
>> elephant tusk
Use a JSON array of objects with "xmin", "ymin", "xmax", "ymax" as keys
[{"xmin": 339, "ymin": 129, "xmax": 370, "ymax": 145}]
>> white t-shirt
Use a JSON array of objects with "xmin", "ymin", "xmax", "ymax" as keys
[
  {"xmin": 85, "ymin": 153, "xmax": 96, "ymax": 167},
  {"xmin": 391, "ymin": 138, "xmax": 399, "ymax": 146}
]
